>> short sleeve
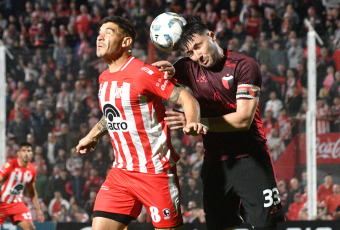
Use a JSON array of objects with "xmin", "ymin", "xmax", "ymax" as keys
[
  {"xmin": 235, "ymin": 58, "xmax": 261, "ymax": 100},
  {"xmin": 0, "ymin": 161, "xmax": 12, "ymax": 178},
  {"xmin": 138, "ymin": 65, "xmax": 176, "ymax": 100},
  {"xmin": 173, "ymin": 58, "xmax": 191, "ymax": 86}
]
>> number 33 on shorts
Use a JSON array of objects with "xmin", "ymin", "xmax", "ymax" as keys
[{"xmin": 263, "ymin": 188, "xmax": 281, "ymax": 208}]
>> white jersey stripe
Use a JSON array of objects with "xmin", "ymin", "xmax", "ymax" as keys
[
  {"xmin": 120, "ymin": 57, "xmax": 134, "ymax": 71},
  {"xmin": 1, "ymin": 172, "xmax": 15, "ymax": 202},
  {"xmin": 140, "ymin": 104, "xmax": 168, "ymax": 174},
  {"xmin": 108, "ymin": 82, "xmax": 126, "ymax": 169},
  {"xmin": 121, "ymin": 92, "xmax": 148, "ymax": 173},
  {"xmin": 110, "ymin": 81, "xmax": 134, "ymax": 170}
]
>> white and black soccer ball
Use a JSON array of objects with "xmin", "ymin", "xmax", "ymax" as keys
[{"xmin": 150, "ymin": 12, "xmax": 186, "ymax": 52}]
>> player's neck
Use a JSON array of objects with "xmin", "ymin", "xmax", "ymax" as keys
[
  {"xmin": 18, "ymin": 158, "xmax": 28, "ymax": 167},
  {"xmin": 106, "ymin": 51, "xmax": 132, "ymax": 73}
]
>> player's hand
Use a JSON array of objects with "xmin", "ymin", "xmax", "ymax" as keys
[
  {"xmin": 183, "ymin": 122, "xmax": 207, "ymax": 136},
  {"xmin": 152, "ymin": 61, "xmax": 175, "ymax": 79},
  {"xmin": 76, "ymin": 136, "xmax": 99, "ymax": 154},
  {"xmin": 37, "ymin": 209, "xmax": 44, "ymax": 222},
  {"xmin": 165, "ymin": 109, "xmax": 186, "ymax": 129}
]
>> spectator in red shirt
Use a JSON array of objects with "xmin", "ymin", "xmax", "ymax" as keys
[
  {"xmin": 318, "ymin": 173, "xmax": 334, "ymax": 204},
  {"xmin": 323, "ymin": 184, "xmax": 340, "ymax": 217},
  {"xmin": 75, "ymin": 5, "xmax": 92, "ymax": 36},
  {"xmin": 11, "ymin": 81, "xmax": 30, "ymax": 103},
  {"xmin": 287, "ymin": 193, "xmax": 305, "ymax": 220}
]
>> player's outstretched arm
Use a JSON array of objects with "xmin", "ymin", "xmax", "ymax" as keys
[
  {"xmin": 76, "ymin": 116, "xmax": 108, "ymax": 154},
  {"xmin": 27, "ymin": 182, "xmax": 44, "ymax": 222},
  {"xmin": 168, "ymin": 84, "xmax": 206, "ymax": 135}
]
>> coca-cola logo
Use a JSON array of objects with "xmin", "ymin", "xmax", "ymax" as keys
[{"xmin": 316, "ymin": 137, "xmax": 340, "ymax": 159}]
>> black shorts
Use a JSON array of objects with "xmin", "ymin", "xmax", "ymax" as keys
[{"xmin": 201, "ymin": 154, "xmax": 285, "ymax": 229}]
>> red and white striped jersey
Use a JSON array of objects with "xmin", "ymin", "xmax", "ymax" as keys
[
  {"xmin": 98, "ymin": 56, "xmax": 180, "ymax": 174},
  {"xmin": 0, "ymin": 158, "xmax": 36, "ymax": 204},
  {"xmin": 317, "ymin": 104, "xmax": 330, "ymax": 134}
]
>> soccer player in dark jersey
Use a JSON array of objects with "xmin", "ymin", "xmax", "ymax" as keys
[{"xmin": 153, "ymin": 17, "xmax": 285, "ymax": 229}]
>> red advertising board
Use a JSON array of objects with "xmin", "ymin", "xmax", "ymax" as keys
[
  {"xmin": 298, "ymin": 133, "xmax": 340, "ymax": 164},
  {"xmin": 274, "ymin": 133, "xmax": 340, "ymax": 182}
]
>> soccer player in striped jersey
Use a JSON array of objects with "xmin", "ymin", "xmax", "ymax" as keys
[
  {"xmin": 0, "ymin": 142, "xmax": 44, "ymax": 229},
  {"xmin": 153, "ymin": 17, "xmax": 285, "ymax": 229},
  {"xmin": 76, "ymin": 16, "xmax": 206, "ymax": 230}
]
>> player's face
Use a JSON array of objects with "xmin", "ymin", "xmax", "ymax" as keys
[
  {"xmin": 183, "ymin": 32, "xmax": 221, "ymax": 68},
  {"xmin": 97, "ymin": 22, "xmax": 124, "ymax": 58},
  {"xmin": 18, "ymin": 146, "xmax": 33, "ymax": 164}
]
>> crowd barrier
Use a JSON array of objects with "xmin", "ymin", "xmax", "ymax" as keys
[{"xmin": 1, "ymin": 221, "xmax": 340, "ymax": 230}]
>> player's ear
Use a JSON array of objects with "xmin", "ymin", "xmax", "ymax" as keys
[
  {"xmin": 207, "ymin": 31, "xmax": 216, "ymax": 41},
  {"xmin": 122, "ymin": 36, "xmax": 133, "ymax": 49}
]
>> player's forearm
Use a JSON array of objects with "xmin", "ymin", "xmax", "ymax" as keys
[
  {"xmin": 171, "ymin": 87, "xmax": 200, "ymax": 124},
  {"xmin": 30, "ymin": 190, "xmax": 42, "ymax": 212},
  {"xmin": 182, "ymin": 96, "xmax": 201, "ymax": 124},
  {"xmin": 86, "ymin": 116, "xmax": 108, "ymax": 141},
  {"xmin": 206, "ymin": 99, "xmax": 257, "ymax": 132}
]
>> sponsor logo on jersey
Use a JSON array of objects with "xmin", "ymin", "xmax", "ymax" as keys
[
  {"xmin": 9, "ymin": 184, "xmax": 24, "ymax": 195},
  {"xmin": 141, "ymin": 67, "xmax": 154, "ymax": 75},
  {"xmin": 162, "ymin": 208, "xmax": 171, "ymax": 219},
  {"xmin": 103, "ymin": 104, "xmax": 128, "ymax": 131},
  {"xmin": 196, "ymin": 75, "xmax": 207, "ymax": 83},
  {"xmin": 222, "ymin": 75, "xmax": 234, "ymax": 89},
  {"xmin": 156, "ymin": 79, "xmax": 169, "ymax": 91}
]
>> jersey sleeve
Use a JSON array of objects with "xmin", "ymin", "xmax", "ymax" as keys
[
  {"xmin": 0, "ymin": 161, "xmax": 13, "ymax": 179},
  {"xmin": 173, "ymin": 58, "xmax": 191, "ymax": 86},
  {"xmin": 138, "ymin": 65, "xmax": 176, "ymax": 100},
  {"xmin": 235, "ymin": 57, "xmax": 261, "ymax": 100}
]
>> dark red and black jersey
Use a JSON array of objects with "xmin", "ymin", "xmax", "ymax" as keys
[{"xmin": 174, "ymin": 49, "xmax": 269, "ymax": 161}]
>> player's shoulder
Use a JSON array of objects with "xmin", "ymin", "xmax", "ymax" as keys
[
  {"xmin": 27, "ymin": 163, "xmax": 37, "ymax": 174},
  {"xmin": 229, "ymin": 50, "xmax": 258, "ymax": 66},
  {"xmin": 6, "ymin": 159, "xmax": 18, "ymax": 168},
  {"xmin": 174, "ymin": 57, "xmax": 193, "ymax": 66},
  {"xmin": 132, "ymin": 58, "xmax": 164, "ymax": 78}
]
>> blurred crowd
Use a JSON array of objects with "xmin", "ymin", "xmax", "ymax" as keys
[
  {"xmin": 1, "ymin": 0, "xmax": 340, "ymax": 225},
  {"xmin": 278, "ymin": 173, "xmax": 340, "ymax": 221}
]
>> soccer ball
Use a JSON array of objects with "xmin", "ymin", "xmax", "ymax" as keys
[{"xmin": 150, "ymin": 12, "xmax": 186, "ymax": 52}]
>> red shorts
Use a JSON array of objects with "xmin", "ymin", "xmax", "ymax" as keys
[
  {"xmin": 94, "ymin": 167, "xmax": 182, "ymax": 228},
  {"xmin": 0, "ymin": 202, "xmax": 32, "ymax": 225}
]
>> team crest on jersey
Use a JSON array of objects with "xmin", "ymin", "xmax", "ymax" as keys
[
  {"xmin": 163, "ymin": 208, "xmax": 171, "ymax": 219},
  {"xmin": 222, "ymin": 74, "xmax": 234, "ymax": 89},
  {"xmin": 4, "ymin": 162, "xmax": 10, "ymax": 168},
  {"xmin": 103, "ymin": 104, "xmax": 128, "ymax": 131},
  {"xmin": 9, "ymin": 184, "xmax": 24, "ymax": 195}
]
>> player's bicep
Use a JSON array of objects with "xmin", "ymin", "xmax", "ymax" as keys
[
  {"xmin": 168, "ymin": 84, "xmax": 185, "ymax": 105},
  {"xmin": 0, "ymin": 174, "xmax": 4, "ymax": 183},
  {"xmin": 236, "ymin": 98, "xmax": 258, "ymax": 123},
  {"xmin": 26, "ymin": 182, "xmax": 36, "ymax": 197}
]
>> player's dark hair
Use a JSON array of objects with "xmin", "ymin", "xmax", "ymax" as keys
[
  {"xmin": 19, "ymin": 141, "xmax": 32, "ymax": 149},
  {"xmin": 178, "ymin": 16, "xmax": 209, "ymax": 51},
  {"xmin": 99, "ymin": 16, "xmax": 136, "ymax": 43}
]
